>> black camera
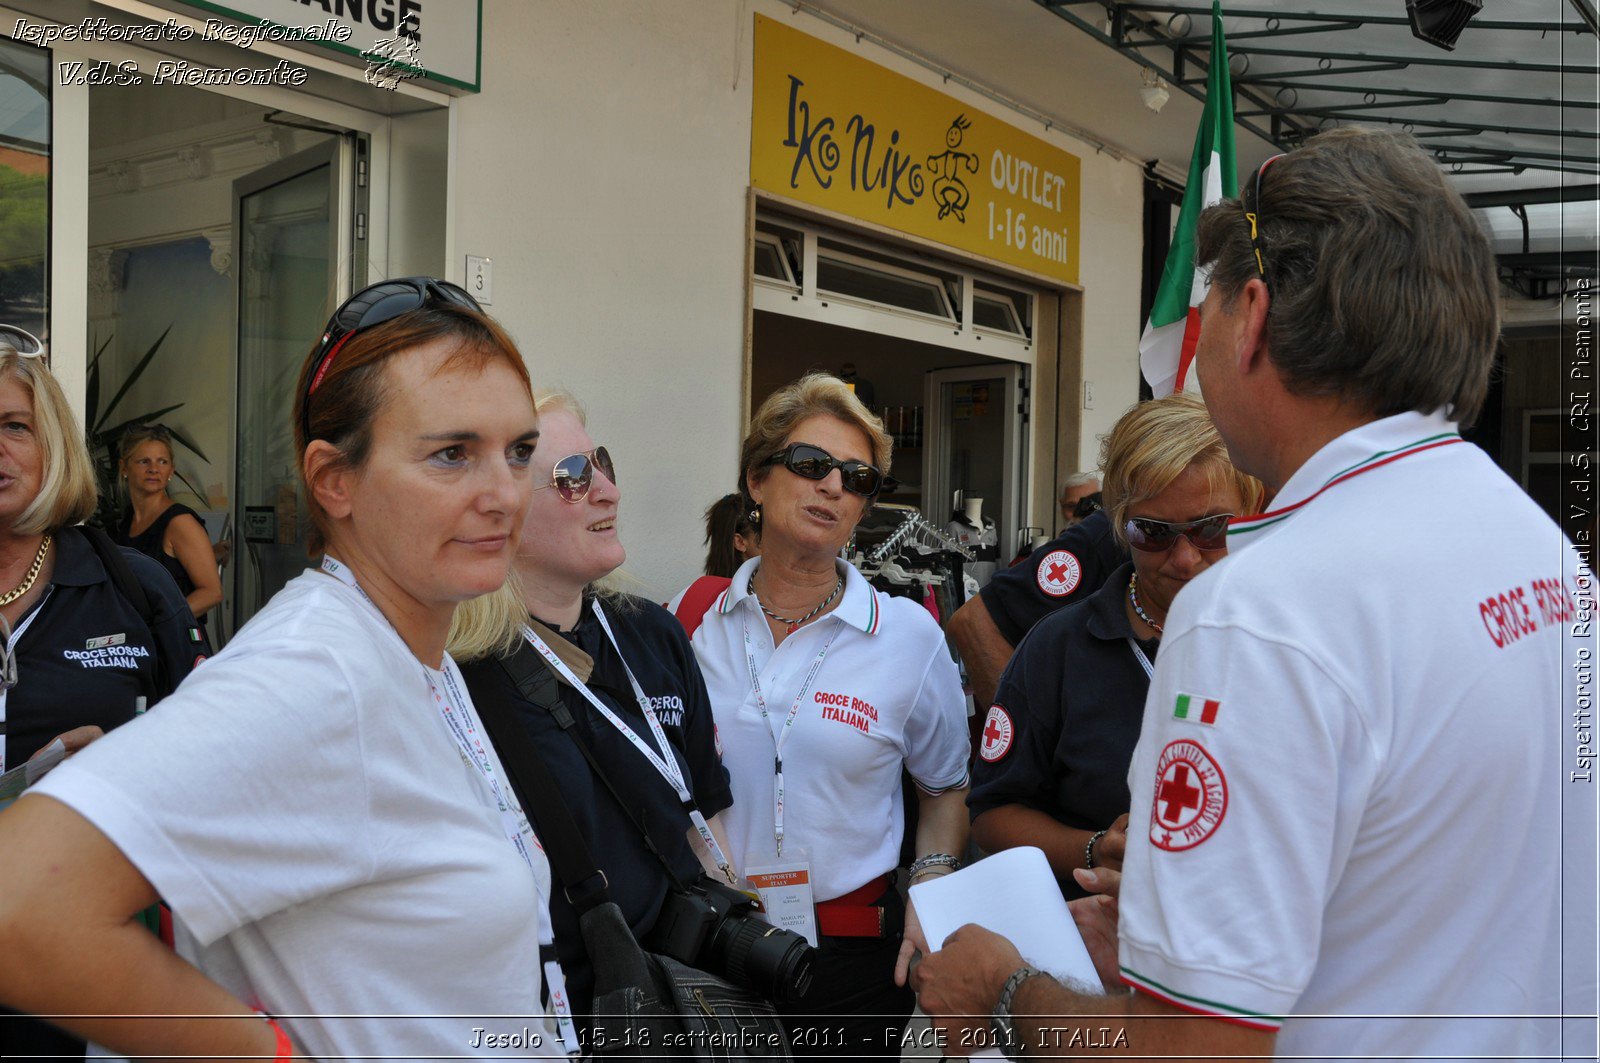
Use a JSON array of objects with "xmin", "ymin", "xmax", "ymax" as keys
[{"xmin": 645, "ymin": 875, "xmax": 815, "ymax": 1004}]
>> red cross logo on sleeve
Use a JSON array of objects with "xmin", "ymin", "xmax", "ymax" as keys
[
  {"xmin": 979, "ymin": 705, "xmax": 1014, "ymax": 762},
  {"xmin": 1035, "ymin": 549, "xmax": 1082, "ymax": 598},
  {"xmin": 1149, "ymin": 740, "xmax": 1228, "ymax": 851}
]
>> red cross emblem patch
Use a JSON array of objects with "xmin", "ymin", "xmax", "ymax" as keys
[
  {"xmin": 1035, "ymin": 549, "xmax": 1082, "ymax": 598},
  {"xmin": 1149, "ymin": 739, "xmax": 1228, "ymax": 851},
  {"xmin": 978, "ymin": 705, "xmax": 1014, "ymax": 762}
]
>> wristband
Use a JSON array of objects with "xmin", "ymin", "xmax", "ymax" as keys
[
  {"xmin": 258, "ymin": 1011, "xmax": 293, "ymax": 1062},
  {"xmin": 1084, "ymin": 828, "xmax": 1110, "ymax": 870}
]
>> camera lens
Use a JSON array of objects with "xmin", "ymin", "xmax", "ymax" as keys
[{"xmin": 710, "ymin": 918, "xmax": 815, "ymax": 1004}]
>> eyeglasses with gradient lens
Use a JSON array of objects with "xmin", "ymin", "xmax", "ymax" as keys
[
  {"xmin": 761, "ymin": 442, "xmax": 891, "ymax": 497},
  {"xmin": 300, "ymin": 277, "xmax": 483, "ymax": 439},
  {"xmin": 1242, "ymin": 153, "xmax": 1286, "ymax": 282},
  {"xmin": 1123, "ymin": 513, "xmax": 1234, "ymax": 553},
  {"xmin": 0, "ymin": 324, "xmax": 44, "ymax": 359},
  {"xmin": 532, "ymin": 446, "xmax": 616, "ymax": 503}
]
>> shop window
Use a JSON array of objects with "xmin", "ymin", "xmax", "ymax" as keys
[
  {"xmin": 973, "ymin": 282, "xmax": 1031, "ymax": 339},
  {"xmin": 817, "ymin": 245, "xmax": 955, "ymax": 322},
  {"xmin": 0, "ymin": 39, "xmax": 48, "ymax": 345}
]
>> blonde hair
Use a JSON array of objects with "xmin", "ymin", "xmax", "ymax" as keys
[
  {"xmin": 0, "ymin": 348, "xmax": 97, "ymax": 534},
  {"xmin": 448, "ymin": 387, "xmax": 638, "ymax": 663},
  {"xmin": 1098, "ymin": 393, "xmax": 1264, "ymax": 548},
  {"xmin": 740, "ymin": 373, "xmax": 892, "ymax": 504}
]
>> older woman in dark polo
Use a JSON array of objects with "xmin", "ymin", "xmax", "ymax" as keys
[{"xmin": 968, "ymin": 393, "xmax": 1262, "ymax": 897}]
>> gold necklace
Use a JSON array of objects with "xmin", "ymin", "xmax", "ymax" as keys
[{"xmin": 0, "ymin": 533, "xmax": 51, "ymax": 607}]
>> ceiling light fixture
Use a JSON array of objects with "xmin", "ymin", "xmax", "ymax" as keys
[
  {"xmin": 1404, "ymin": 0, "xmax": 1483, "ymax": 50},
  {"xmin": 1139, "ymin": 67, "xmax": 1171, "ymax": 113}
]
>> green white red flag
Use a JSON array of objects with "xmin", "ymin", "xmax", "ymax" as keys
[{"xmin": 1139, "ymin": 0, "xmax": 1239, "ymax": 395}]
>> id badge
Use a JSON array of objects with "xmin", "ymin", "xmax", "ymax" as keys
[
  {"xmin": 744, "ymin": 848, "xmax": 819, "ymax": 947},
  {"xmin": 543, "ymin": 960, "xmax": 582, "ymax": 1056}
]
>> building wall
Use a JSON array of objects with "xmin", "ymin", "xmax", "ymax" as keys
[{"xmin": 452, "ymin": 0, "xmax": 1145, "ymax": 597}]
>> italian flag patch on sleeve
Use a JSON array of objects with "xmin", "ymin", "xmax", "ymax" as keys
[{"xmin": 1173, "ymin": 693, "xmax": 1221, "ymax": 725}]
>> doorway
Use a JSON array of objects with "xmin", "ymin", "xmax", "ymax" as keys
[{"xmin": 86, "ymin": 82, "xmax": 354, "ymax": 641}]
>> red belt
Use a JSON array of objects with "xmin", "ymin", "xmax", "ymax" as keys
[{"xmin": 816, "ymin": 875, "xmax": 891, "ymax": 938}]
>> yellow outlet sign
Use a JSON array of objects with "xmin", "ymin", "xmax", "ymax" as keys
[{"xmin": 751, "ymin": 14, "xmax": 1081, "ymax": 286}]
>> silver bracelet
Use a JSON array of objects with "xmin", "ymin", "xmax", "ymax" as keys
[
  {"xmin": 908, "ymin": 852, "xmax": 962, "ymax": 878},
  {"xmin": 1085, "ymin": 829, "xmax": 1110, "ymax": 870}
]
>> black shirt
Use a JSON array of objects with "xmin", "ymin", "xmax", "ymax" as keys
[
  {"xmin": 112, "ymin": 503, "xmax": 206, "ymax": 625},
  {"xmin": 977, "ymin": 509, "xmax": 1128, "ymax": 646},
  {"xmin": 1, "ymin": 526, "xmax": 202, "ymax": 771},
  {"xmin": 968, "ymin": 562, "xmax": 1154, "ymax": 898},
  {"xmin": 457, "ymin": 594, "xmax": 733, "ymax": 1016}
]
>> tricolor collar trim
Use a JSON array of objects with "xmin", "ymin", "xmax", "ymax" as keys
[
  {"xmin": 719, "ymin": 557, "xmax": 881, "ymax": 635},
  {"xmin": 1228, "ymin": 430, "xmax": 1463, "ymax": 539}
]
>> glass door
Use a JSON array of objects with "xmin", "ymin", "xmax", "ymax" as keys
[
  {"xmin": 225, "ymin": 141, "xmax": 350, "ymax": 639},
  {"xmin": 923, "ymin": 364, "xmax": 1027, "ymax": 589}
]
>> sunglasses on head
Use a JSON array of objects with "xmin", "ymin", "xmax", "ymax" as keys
[
  {"xmin": 762, "ymin": 442, "xmax": 892, "ymax": 497},
  {"xmin": 532, "ymin": 446, "xmax": 616, "ymax": 503},
  {"xmin": 300, "ymin": 277, "xmax": 483, "ymax": 439},
  {"xmin": 1123, "ymin": 513, "xmax": 1234, "ymax": 553},
  {"xmin": 1241, "ymin": 153, "xmax": 1287, "ymax": 284},
  {"xmin": 0, "ymin": 325, "xmax": 43, "ymax": 359}
]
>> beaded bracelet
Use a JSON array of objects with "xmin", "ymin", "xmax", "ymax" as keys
[{"xmin": 1085, "ymin": 828, "xmax": 1110, "ymax": 870}]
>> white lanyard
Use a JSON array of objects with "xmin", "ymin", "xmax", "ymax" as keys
[
  {"xmin": 1126, "ymin": 637, "xmax": 1155, "ymax": 679},
  {"xmin": 522, "ymin": 601, "xmax": 734, "ymax": 883},
  {"xmin": 0, "ymin": 591, "xmax": 50, "ymax": 774},
  {"xmin": 319, "ymin": 557, "xmax": 539, "ymax": 873},
  {"xmin": 742, "ymin": 616, "xmax": 840, "ymax": 855}
]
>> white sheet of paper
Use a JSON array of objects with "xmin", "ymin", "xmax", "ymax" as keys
[
  {"xmin": 910, "ymin": 845, "xmax": 1100, "ymax": 987},
  {"xmin": 0, "ymin": 738, "xmax": 65, "ymax": 811}
]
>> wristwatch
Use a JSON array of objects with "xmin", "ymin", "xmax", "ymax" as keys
[{"xmin": 991, "ymin": 964, "xmax": 1043, "ymax": 1061}]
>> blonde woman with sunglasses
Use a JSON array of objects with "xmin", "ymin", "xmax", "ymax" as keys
[
  {"xmin": 449, "ymin": 389, "xmax": 748, "ymax": 1024},
  {"xmin": 968, "ymin": 393, "xmax": 1262, "ymax": 897},
  {"xmin": 680, "ymin": 373, "xmax": 971, "ymax": 1060}
]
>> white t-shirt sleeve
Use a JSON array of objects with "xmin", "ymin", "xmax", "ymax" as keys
[
  {"xmin": 899, "ymin": 620, "xmax": 972, "ymax": 794},
  {"xmin": 1117, "ymin": 619, "xmax": 1378, "ymax": 1030},
  {"xmin": 32, "ymin": 637, "xmax": 379, "ymax": 948}
]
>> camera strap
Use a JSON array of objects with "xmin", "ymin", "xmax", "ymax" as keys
[
  {"xmin": 522, "ymin": 602, "xmax": 734, "ymax": 883},
  {"xmin": 496, "ymin": 640, "xmax": 694, "ymax": 895}
]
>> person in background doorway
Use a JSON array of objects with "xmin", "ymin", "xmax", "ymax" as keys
[
  {"xmin": 113, "ymin": 423, "xmax": 222, "ymax": 645},
  {"xmin": 1057, "ymin": 472, "xmax": 1100, "ymax": 529},
  {"xmin": 702, "ymin": 491, "xmax": 760, "ymax": 578},
  {"xmin": 0, "ymin": 339, "xmax": 203, "ymax": 1063}
]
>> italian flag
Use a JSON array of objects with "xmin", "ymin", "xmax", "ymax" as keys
[
  {"xmin": 1173, "ymin": 693, "xmax": 1221, "ymax": 725},
  {"xmin": 1138, "ymin": 0, "xmax": 1239, "ymax": 396}
]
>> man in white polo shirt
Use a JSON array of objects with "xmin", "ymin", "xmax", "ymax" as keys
[{"xmin": 914, "ymin": 127, "xmax": 1596, "ymax": 1061}]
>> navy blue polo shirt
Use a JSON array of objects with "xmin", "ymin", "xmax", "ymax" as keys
[
  {"xmin": 968, "ymin": 562, "xmax": 1156, "ymax": 898},
  {"xmin": 977, "ymin": 509, "xmax": 1128, "ymax": 646},
  {"xmin": 457, "ymin": 593, "xmax": 732, "ymax": 1017},
  {"xmin": 1, "ymin": 526, "xmax": 201, "ymax": 772}
]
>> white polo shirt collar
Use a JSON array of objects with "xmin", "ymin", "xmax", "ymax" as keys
[
  {"xmin": 717, "ymin": 557, "xmax": 882, "ymax": 635},
  {"xmin": 1226, "ymin": 408, "xmax": 1464, "ymax": 552}
]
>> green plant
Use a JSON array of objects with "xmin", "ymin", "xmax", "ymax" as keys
[{"xmin": 85, "ymin": 324, "xmax": 210, "ymax": 529}]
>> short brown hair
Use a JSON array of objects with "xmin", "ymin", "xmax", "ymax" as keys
[
  {"xmin": 0, "ymin": 348, "xmax": 97, "ymax": 533},
  {"xmin": 1099, "ymin": 393, "xmax": 1264, "ymax": 547},
  {"xmin": 740, "ymin": 373, "xmax": 892, "ymax": 502},
  {"xmin": 294, "ymin": 303, "xmax": 530, "ymax": 555},
  {"xmin": 1194, "ymin": 127, "xmax": 1499, "ymax": 424}
]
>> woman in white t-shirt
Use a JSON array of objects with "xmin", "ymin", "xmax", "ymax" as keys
[
  {"xmin": 686, "ymin": 373, "xmax": 971, "ymax": 1060},
  {"xmin": 0, "ymin": 278, "xmax": 551, "ymax": 1062}
]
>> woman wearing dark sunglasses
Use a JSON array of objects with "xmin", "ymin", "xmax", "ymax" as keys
[
  {"xmin": 450, "ymin": 388, "xmax": 735, "ymax": 1021},
  {"xmin": 684, "ymin": 373, "xmax": 971, "ymax": 1059},
  {"xmin": 968, "ymin": 393, "xmax": 1263, "ymax": 899},
  {"xmin": 0, "ymin": 279, "xmax": 554, "ymax": 1061}
]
